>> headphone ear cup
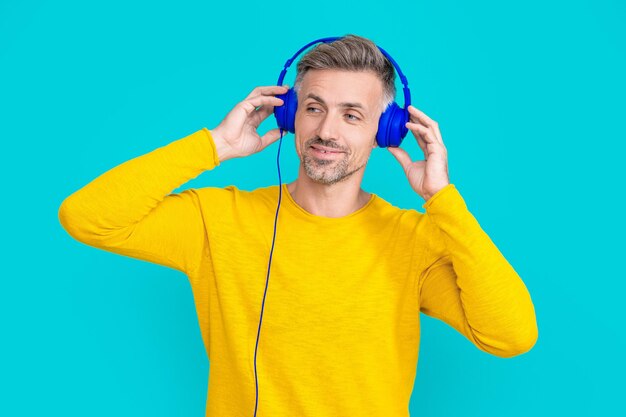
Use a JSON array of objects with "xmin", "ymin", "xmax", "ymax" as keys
[
  {"xmin": 273, "ymin": 88, "xmax": 298, "ymax": 134},
  {"xmin": 376, "ymin": 102, "xmax": 410, "ymax": 148}
]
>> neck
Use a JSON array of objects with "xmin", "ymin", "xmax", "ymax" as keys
[{"xmin": 286, "ymin": 169, "xmax": 371, "ymax": 218}]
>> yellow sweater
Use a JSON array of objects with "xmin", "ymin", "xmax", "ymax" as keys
[{"xmin": 58, "ymin": 128, "xmax": 538, "ymax": 416}]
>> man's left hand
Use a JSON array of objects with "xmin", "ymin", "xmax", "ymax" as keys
[{"xmin": 387, "ymin": 105, "xmax": 450, "ymax": 201}]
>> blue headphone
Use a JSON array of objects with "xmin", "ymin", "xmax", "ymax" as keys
[{"xmin": 273, "ymin": 36, "xmax": 412, "ymax": 148}]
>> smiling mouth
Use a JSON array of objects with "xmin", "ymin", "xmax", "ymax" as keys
[
  {"xmin": 310, "ymin": 145, "xmax": 344, "ymax": 153},
  {"xmin": 309, "ymin": 146, "xmax": 344, "ymax": 158}
]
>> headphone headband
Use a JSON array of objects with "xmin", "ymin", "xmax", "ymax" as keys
[{"xmin": 276, "ymin": 36, "xmax": 411, "ymax": 108}]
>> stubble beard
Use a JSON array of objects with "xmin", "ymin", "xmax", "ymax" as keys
[{"xmin": 302, "ymin": 151, "xmax": 365, "ymax": 186}]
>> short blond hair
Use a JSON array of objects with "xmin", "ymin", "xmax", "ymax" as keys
[{"xmin": 293, "ymin": 34, "xmax": 396, "ymax": 115}]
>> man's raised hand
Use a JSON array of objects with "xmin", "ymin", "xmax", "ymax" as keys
[
  {"xmin": 387, "ymin": 105, "xmax": 450, "ymax": 201},
  {"xmin": 209, "ymin": 85, "xmax": 289, "ymax": 163}
]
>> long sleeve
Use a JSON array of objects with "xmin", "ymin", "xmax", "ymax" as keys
[
  {"xmin": 58, "ymin": 128, "xmax": 220, "ymax": 275},
  {"xmin": 418, "ymin": 184, "xmax": 538, "ymax": 358}
]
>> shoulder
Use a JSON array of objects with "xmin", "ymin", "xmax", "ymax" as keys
[
  {"xmin": 371, "ymin": 193, "xmax": 427, "ymax": 226},
  {"xmin": 372, "ymin": 194, "xmax": 447, "ymax": 262},
  {"xmin": 365, "ymin": 194, "xmax": 436, "ymax": 246}
]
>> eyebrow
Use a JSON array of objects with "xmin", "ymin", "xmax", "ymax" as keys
[{"xmin": 304, "ymin": 93, "xmax": 367, "ymax": 112}]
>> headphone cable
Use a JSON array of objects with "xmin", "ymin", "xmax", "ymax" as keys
[{"xmin": 253, "ymin": 127, "xmax": 285, "ymax": 416}]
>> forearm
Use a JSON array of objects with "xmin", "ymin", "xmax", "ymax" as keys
[
  {"xmin": 58, "ymin": 128, "xmax": 219, "ymax": 244},
  {"xmin": 421, "ymin": 184, "xmax": 538, "ymax": 356}
]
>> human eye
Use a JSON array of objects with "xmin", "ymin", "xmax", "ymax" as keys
[
  {"xmin": 345, "ymin": 113, "xmax": 360, "ymax": 121},
  {"xmin": 306, "ymin": 107, "xmax": 321, "ymax": 113}
]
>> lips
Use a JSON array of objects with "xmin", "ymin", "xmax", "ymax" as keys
[
  {"xmin": 310, "ymin": 145, "xmax": 344, "ymax": 154},
  {"xmin": 310, "ymin": 146, "xmax": 344, "ymax": 159}
]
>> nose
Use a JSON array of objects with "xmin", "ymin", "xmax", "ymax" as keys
[{"xmin": 317, "ymin": 111, "xmax": 341, "ymax": 143}]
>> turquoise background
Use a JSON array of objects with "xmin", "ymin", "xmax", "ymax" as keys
[{"xmin": 1, "ymin": 0, "xmax": 624, "ymax": 415}]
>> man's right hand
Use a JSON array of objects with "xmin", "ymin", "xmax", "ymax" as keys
[{"xmin": 209, "ymin": 85, "xmax": 289, "ymax": 163}]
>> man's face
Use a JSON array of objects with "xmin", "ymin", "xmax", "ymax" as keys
[{"xmin": 294, "ymin": 69, "xmax": 384, "ymax": 186}]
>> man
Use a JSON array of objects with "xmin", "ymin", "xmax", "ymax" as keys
[{"xmin": 59, "ymin": 35, "xmax": 538, "ymax": 417}]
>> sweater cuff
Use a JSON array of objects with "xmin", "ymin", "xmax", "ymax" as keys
[
  {"xmin": 421, "ymin": 183, "xmax": 472, "ymax": 223},
  {"xmin": 421, "ymin": 183, "xmax": 472, "ymax": 243},
  {"xmin": 422, "ymin": 184, "xmax": 463, "ymax": 210},
  {"xmin": 201, "ymin": 127, "xmax": 221, "ymax": 168}
]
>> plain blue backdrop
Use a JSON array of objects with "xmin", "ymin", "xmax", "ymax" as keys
[{"xmin": 1, "ymin": 0, "xmax": 624, "ymax": 415}]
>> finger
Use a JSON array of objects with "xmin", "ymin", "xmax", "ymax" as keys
[
  {"xmin": 253, "ymin": 104, "xmax": 275, "ymax": 122},
  {"xmin": 242, "ymin": 95, "xmax": 284, "ymax": 116},
  {"xmin": 246, "ymin": 85, "xmax": 290, "ymax": 99},
  {"xmin": 408, "ymin": 105, "xmax": 443, "ymax": 144},
  {"xmin": 406, "ymin": 122, "xmax": 437, "ymax": 144},
  {"xmin": 260, "ymin": 127, "xmax": 287, "ymax": 149},
  {"xmin": 387, "ymin": 146, "xmax": 413, "ymax": 171},
  {"xmin": 407, "ymin": 122, "xmax": 447, "ymax": 160},
  {"xmin": 252, "ymin": 97, "xmax": 285, "ymax": 124},
  {"xmin": 407, "ymin": 105, "xmax": 436, "ymax": 126},
  {"xmin": 246, "ymin": 85, "xmax": 288, "ymax": 99},
  {"xmin": 406, "ymin": 121, "xmax": 429, "ymax": 156}
]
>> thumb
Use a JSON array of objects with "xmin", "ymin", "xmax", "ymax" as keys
[
  {"xmin": 387, "ymin": 146, "xmax": 412, "ymax": 171},
  {"xmin": 260, "ymin": 127, "xmax": 287, "ymax": 149}
]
